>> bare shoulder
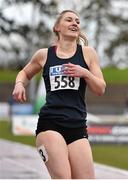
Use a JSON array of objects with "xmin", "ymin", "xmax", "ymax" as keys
[
  {"xmin": 82, "ymin": 46, "xmax": 99, "ymax": 67},
  {"xmin": 30, "ymin": 48, "xmax": 48, "ymax": 68},
  {"xmin": 82, "ymin": 46, "xmax": 98, "ymax": 57}
]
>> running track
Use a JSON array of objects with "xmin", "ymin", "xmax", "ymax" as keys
[{"xmin": 0, "ymin": 139, "xmax": 128, "ymax": 179}]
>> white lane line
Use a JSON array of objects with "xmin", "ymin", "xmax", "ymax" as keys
[
  {"xmin": 3, "ymin": 158, "xmax": 40, "ymax": 174},
  {"xmin": 95, "ymin": 163, "xmax": 128, "ymax": 176}
]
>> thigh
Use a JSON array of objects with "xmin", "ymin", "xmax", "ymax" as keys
[
  {"xmin": 36, "ymin": 130, "xmax": 71, "ymax": 179},
  {"xmin": 68, "ymin": 138, "xmax": 95, "ymax": 179}
]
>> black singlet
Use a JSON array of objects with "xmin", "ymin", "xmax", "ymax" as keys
[{"xmin": 39, "ymin": 44, "xmax": 89, "ymax": 128}]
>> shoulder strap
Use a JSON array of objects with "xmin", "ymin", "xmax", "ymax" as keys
[
  {"xmin": 77, "ymin": 44, "xmax": 89, "ymax": 70},
  {"xmin": 47, "ymin": 46, "xmax": 56, "ymax": 59},
  {"xmin": 43, "ymin": 46, "xmax": 56, "ymax": 68}
]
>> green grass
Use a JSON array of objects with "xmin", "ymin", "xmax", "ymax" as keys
[
  {"xmin": 0, "ymin": 120, "xmax": 35, "ymax": 147},
  {"xmin": 0, "ymin": 69, "xmax": 18, "ymax": 83},
  {"xmin": 0, "ymin": 67, "xmax": 128, "ymax": 84},
  {"xmin": 92, "ymin": 144, "xmax": 128, "ymax": 170},
  {"xmin": 0, "ymin": 69, "xmax": 41, "ymax": 83},
  {"xmin": 102, "ymin": 67, "xmax": 128, "ymax": 84},
  {"xmin": 0, "ymin": 120, "xmax": 128, "ymax": 170}
]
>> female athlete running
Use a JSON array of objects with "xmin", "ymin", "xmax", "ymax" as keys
[{"xmin": 12, "ymin": 10, "xmax": 106, "ymax": 179}]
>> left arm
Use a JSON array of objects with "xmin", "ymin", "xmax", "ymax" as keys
[
  {"xmin": 82, "ymin": 46, "xmax": 106, "ymax": 96},
  {"xmin": 63, "ymin": 47, "xmax": 106, "ymax": 96}
]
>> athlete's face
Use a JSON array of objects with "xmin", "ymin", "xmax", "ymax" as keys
[{"xmin": 56, "ymin": 12, "xmax": 80, "ymax": 40}]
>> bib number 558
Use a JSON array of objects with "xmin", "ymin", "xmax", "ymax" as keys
[{"xmin": 54, "ymin": 76, "xmax": 75, "ymax": 89}]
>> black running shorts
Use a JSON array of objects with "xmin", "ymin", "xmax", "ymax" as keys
[{"xmin": 36, "ymin": 117, "xmax": 88, "ymax": 145}]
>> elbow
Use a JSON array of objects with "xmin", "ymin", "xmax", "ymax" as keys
[{"xmin": 97, "ymin": 81, "xmax": 106, "ymax": 96}]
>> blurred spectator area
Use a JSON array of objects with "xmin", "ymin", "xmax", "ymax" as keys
[
  {"xmin": 0, "ymin": 83, "xmax": 30, "ymax": 105},
  {"xmin": 86, "ymin": 84, "xmax": 128, "ymax": 114},
  {"xmin": 0, "ymin": 82, "xmax": 128, "ymax": 115}
]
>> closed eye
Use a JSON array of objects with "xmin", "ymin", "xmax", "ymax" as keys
[
  {"xmin": 76, "ymin": 20, "xmax": 80, "ymax": 24},
  {"xmin": 66, "ymin": 19, "xmax": 72, "ymax": 22},
  {"xmin": 65, "ymin": 17, "xmax": 80, "ymax": 24}
]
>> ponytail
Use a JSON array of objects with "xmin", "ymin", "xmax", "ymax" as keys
[{"xmin": 78, "ymin": 32, "xmax": 88, "ymax": 46}]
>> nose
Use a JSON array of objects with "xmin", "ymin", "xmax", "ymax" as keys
[
  {"xmin": 72, "ymin": 21, "xmax": 78, "ymax": 27},
  {"xmin": 72, "ymin": 23, "xmax": 77, "ymax": 27}
]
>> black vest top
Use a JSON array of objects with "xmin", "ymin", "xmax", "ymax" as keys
[{"xmin": 39, "ymin": 44, "xmax": 89, "ymax": 128}]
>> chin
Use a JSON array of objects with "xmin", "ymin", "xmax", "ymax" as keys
[{"xmin": 67, "ymin": 33, "xmax": 79, "ymax": 39}]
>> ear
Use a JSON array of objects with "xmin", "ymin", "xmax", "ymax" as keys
[{"xmin": 55, "ymin": 24, "xmax": 60, "ymax": 33}]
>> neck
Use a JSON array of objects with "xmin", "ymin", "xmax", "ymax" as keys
[{"xmin": 56, "ymin": 38, "xmax": 77, "ymax": 53}]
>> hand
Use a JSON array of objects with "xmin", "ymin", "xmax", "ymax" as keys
[
  {"xmin": 12, "ymin": 83, "xmax": 26, "ymax": 103},
  {"xmin": 63, "ymin": 63, "xmax": 87, "ymax": 78}
]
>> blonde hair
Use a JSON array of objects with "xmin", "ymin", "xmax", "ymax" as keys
[{"xmin": 53, "ymin": 10, "xmax": 88, "ymax": 46}]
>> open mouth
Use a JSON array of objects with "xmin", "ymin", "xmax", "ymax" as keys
[{"xmin": 69, "ymin": 27, "xmax": 78, "ymax": 32}]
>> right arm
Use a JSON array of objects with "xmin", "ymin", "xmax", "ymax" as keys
[{"xmin": 12, "ymin": 48, "xmax": 48, "ymax": 102}]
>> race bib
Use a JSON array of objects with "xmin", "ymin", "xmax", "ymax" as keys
[{"xmin": 49, "ymin": 65, "xmax": 80, "ymax": 91}]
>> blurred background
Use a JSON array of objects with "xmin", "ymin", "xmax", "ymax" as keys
[{"xmin": 0, "ymin": 0, "xmax": 128, "ymax": 175}]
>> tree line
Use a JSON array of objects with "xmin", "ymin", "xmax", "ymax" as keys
[{"xmin": 0, "ymin": 0, "xmax": 128, "ymax": 69}]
